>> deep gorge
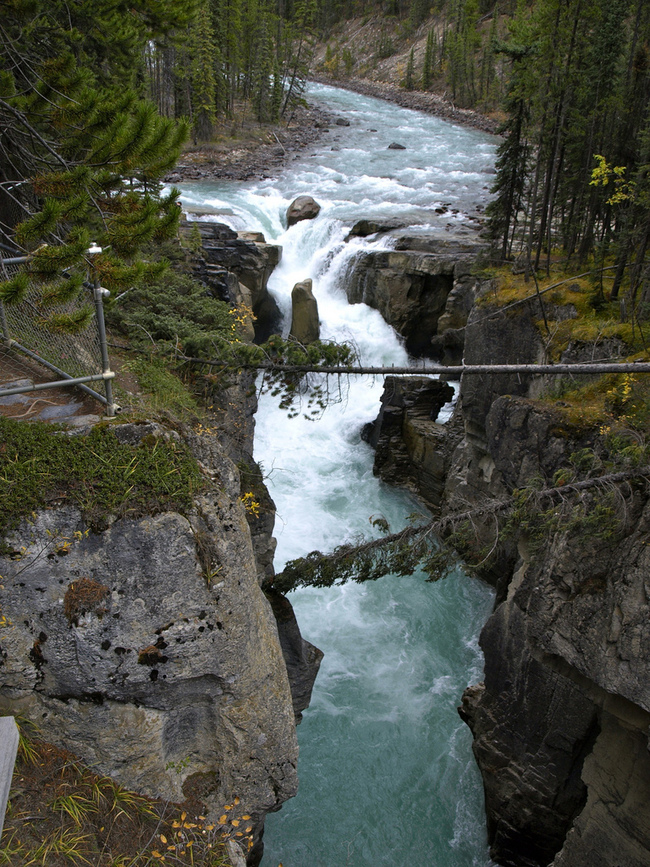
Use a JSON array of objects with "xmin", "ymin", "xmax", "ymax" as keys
[
  {"xmin": 183, "ymin": 82, "xmax": 650, "ymax": 867},
  {"xmin": 3, "ymin": 81, "xmax": 650, "ymax": 867}
]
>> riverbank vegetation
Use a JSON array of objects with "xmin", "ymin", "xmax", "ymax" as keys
[
  {"xmin": 312, "ymin": 1, "xmax": 650, "ymax": 317},
  {"xmin": 4, "ymin": 0, "xmax": 649, "ymax": 314}
]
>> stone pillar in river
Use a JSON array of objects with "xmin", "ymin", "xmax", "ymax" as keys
[{"xmin": 289, "ymin": 278, "xmax": 319, "ymax": 344}]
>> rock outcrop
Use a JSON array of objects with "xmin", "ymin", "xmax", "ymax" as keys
[
  {"xmin": 362, "ymin": 376, "xmax": 455, "ymax": 508},
  {"xmin": 459, "ymin": 441, "xmax": 650, "ymax": 867},
  {"xmin": 0, "ymin": 418, "xmax": 307, "ymax": 864},
  {"xmin": 361, "ymin": 273, "xmax": 650, "ymax": 866},
  {"xmin": 186, "ymin": 220, "xmax": 283, "ymax": 342},
  {"xmin": 447, "ymin": 305, "xmax": 650, "ymax": 866},
  {"xmin": 289, "ymin": 278, "xmax": 320, "ymax": 344},
  {"xmin": 346, "ymin": 238, "xmax": 489, "ymax": 358}
]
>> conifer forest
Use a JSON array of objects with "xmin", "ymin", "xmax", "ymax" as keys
[{"xmin": 1, "ymin": 0, "xmax": 649, "ymax": 303}]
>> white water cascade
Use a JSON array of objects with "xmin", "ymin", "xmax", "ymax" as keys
[{"xmin": 179, "ymin": 83, "xmax": 496, "ymax": 867}]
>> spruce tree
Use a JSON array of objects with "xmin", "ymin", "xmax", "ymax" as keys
[
  {"xmin": 188, "ymin": 0, "xmax": 219, "ymax": 140},
  {"xmin": 422, "ymin": 28, "xmax": 438, "ymax": 92}
]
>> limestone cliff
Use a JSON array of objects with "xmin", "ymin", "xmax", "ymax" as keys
[
  {"xmin": 450, "ymin": 303, "xmax": 650, "ymax": 866},
  {"xmin": 362, "ymin": 375, "xmax": 455, "ymax": 508},
  {"xmin": 185, "ymin": 220, "xmax": 283, "ymax": 343},
  {"xmin": 346, "ymin": 236, "xmax": 488, "ymax": 360},
  {"xmin": 0, "ymin": 418, "xmax": 302, "ymax": 864}
]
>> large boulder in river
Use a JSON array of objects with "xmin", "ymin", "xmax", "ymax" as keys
[
  {"xmin": 289, "ymin": 278, "xmax": 319, "ymax": 344},
  {"xmin": 286, "ymin": 196, "xmax": 321, "ymax": 227}
]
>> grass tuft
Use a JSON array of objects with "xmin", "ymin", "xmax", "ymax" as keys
[{"xmin": 0, "ymin": 417, "xmax": 204, "ymax": 535}]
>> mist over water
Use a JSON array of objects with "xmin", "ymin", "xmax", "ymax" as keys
[{"xmin": 178, "ymin": 83, "xmax": 496, "ymax": 866}]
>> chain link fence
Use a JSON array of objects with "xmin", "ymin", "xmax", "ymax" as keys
[{"xmin": 0, "ymin": 252, "xmax": 117, "ymax": 417}]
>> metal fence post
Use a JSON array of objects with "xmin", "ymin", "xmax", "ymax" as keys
[
  {"xmin": 87, "ymin": 242, "xmax": 118, "ymax": 418},
  {"xmin": 92, "ymin": 279, "xmax": 116, "ymax": 417},
  {"xmin": 0, "ymin": 300, "xmax": 10, "ymax": 347}
]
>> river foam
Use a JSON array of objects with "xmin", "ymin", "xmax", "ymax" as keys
[{"xmin": 179, "ymin": 82, "xmax": 496, "ymax": 867}]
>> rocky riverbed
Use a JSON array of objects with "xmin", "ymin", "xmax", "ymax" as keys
[{"xmin": 165, "ymin": 79, "xmax": 497, "ymax": 185}]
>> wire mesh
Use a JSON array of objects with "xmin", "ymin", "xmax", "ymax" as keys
[{"xmin": 0, "ymin": 254, "xmax": 110, "ymax": 411}]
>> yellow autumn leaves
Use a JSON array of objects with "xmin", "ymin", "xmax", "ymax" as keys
[{"xmin": 150, "ymin": 801, "xmax": 256, "ymax": 863}]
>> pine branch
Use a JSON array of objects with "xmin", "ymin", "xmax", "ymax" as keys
[{"xmin": 0, "ymin": 98, "xmax": 69, "ymax": 168}]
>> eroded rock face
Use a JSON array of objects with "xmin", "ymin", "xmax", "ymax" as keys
[
  {"xmin": 441, "ymin": 388, "xmax": 650, "ymax": 866},
  {"xmin": 353, "ymin": 248, "xmax": 650, "ymax": 865},
  {"xmin": 186, "ymin": 220, "xmax": 282, "ymax": 342},
  {"xmin": 460, "ymin": 301, "xmax": 546, "ymax": 448},
  {"xmin": 362, "ymin": 376, "xmax": 455, "ymax": 508},
  {"xmin": 345, "ymin": 218, "xmax": 406, "ymax": 238},
  {"xmin": 264, "ymin": 590, "xmax": 323, "ymax": 724},
  {"xmin": 0, "ymin": 424, "xmax": 299, "ymax": 840},
  {"xmin": 346, "ymin": 240, "xmax": 487, "ymax": 358},
  {"xmin": 462, "ymin": 487, "xmax": 650, "ymax": 867}
]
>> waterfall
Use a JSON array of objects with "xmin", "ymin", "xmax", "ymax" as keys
[{"xmin": 178, "ymin": 82, "xmax": 496, "ymax": 867}]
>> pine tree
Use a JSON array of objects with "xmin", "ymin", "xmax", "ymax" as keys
[
  {"xmin": 188, "ymin": 0, "xmax": 218, "ymax": 141},
  {"xmin": 404, "ymin": 47, "xmax": 416, "ymax": 90},
  {"xmin": 0, "ymin": 0, "xmax": 191, "ymax": 317}
]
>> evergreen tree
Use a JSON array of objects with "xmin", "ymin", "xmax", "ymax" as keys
[
  {"xmin": 485, "ymin": 0, "xmax": 650, "ymax": 308},
  {"xmin": 422, "ymin": 28, "xmax": 438, "ymax": 91},
  {"xmin": 0, "ymin": 0, "xmax": 190, "ymax": 319},
  {"xmin": 485, "ymin": 46, "xmax": 532, "ymax": 259},
  {"xmin": 404, "ymin": 47, "xmax": 416, "ymax": 90},
  {"xmin": 188, "ymin": 0, "xmax": 219, "ymax": 140}
]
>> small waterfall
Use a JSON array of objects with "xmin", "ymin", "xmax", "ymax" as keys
[{"xmin": 178, "ymin": 83, "xmax": 496, "ymax": 867}]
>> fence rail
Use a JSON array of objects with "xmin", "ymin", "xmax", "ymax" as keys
[
  {"xmin": 183, "ymin": 357, "xmax": 650, "ymax": 376},
  {"xmin": 0, "ymin": 252, "xmax": 118, "ymax": 416},
  {"xmin": 0, "ymin": 717, "xmax": 18, "ymax": 839}
]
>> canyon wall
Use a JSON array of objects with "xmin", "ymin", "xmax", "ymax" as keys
[
  {"xmin": 345, "ymin": 235, "xmax": 487, "ymax": 360},
  {"xmin": 364, "ymin": 256, "xmax": 650, "ymax": 866},
  {"xmin": 0, "ymin": 419, "xmax": 304, "ymax": 864}
]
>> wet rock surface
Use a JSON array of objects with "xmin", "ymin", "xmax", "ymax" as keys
[
  {"xmin": 362, "ymin": 376, "xmax": 455, "ymax": 508},
  {"xmin": 264, "ymin": 590, "xmax": 323, "ymax": 725},
  {"xmin": 185, "ymin": 220, "xmax": 282, "ymax": 342},
  {"xmin": 289, "ymin": 278, "xmax": 319, "ymax": 344},
  {"xmin": 286, "ymin": 195, "xmax": 321, "ymax": 227}
]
